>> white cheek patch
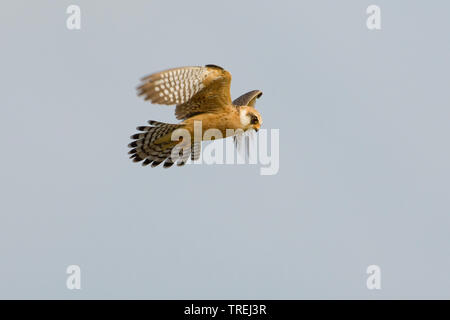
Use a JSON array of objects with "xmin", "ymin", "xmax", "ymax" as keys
[{"xmin": 240, "ymin": 110, "xmax": 250, "ymax": 126}]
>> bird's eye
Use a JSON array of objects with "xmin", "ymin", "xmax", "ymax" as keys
[{"xmin": 250, "ymin": 116, "xmax": 259, "ymax": 124}]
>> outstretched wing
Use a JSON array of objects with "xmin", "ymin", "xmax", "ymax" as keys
[
  {"xmin": 137, "ymin": 64, "xmax": 232, "ymax": 120},
  {"xmin": 232, "ymin": 90, "xmax": 263, "ymax": 107}
]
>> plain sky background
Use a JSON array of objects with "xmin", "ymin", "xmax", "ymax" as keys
[{"xmin": 1, "ymin": 0, "xmax": 449, "ymax": 299}]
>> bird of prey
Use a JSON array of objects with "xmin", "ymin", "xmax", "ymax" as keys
[{"xmin": 128, "ymin": 64, "xmax": 263, "ymax": 168}]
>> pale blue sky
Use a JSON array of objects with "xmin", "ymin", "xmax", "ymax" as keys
[{"xmin": 0, "ymin": 0, "xmax": 449, "ymax": 299}]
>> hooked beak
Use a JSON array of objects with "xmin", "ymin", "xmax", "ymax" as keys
[{"xmin": 255, "ymin": 128, "xmax": 259, "ymax": 133}]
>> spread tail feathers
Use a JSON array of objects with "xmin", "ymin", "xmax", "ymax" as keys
[{"xmin": 128, "ymin": 120, "xmax": 197, "ymax": 168}]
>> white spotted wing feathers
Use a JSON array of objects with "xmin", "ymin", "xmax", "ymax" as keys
[{"xmin": 137, "ymin": 65, "xmax": 232, "ymax": 120}]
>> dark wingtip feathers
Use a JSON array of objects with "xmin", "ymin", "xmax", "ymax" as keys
[{"xmin": 205, "ymin": 64, "xmax": 224, "ymax": 70}]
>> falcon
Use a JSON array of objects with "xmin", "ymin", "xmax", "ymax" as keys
[{"xmin": 128, "ymin": 64, "xmax": 263, "ymax": 168}]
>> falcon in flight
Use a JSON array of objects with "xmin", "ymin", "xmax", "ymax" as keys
[{"xmin": 128, "ymin": 64, "xmax": 263, "ymax": 168}]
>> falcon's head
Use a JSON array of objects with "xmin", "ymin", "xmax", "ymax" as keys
[{"xmin": 239, "ymin": 107, "xmax": 263, "ymax": 132}]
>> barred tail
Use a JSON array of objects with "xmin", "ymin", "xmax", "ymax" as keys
[{"xmin": 128, "ymin": 120, "xmax": 197, "ymax": 168}]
